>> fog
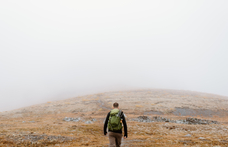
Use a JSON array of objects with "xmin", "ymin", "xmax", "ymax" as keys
[{"xmin": 0, "ymin": 0, "xmax": 228, "ymax": 111}]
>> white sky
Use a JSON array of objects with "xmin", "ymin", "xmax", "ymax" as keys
[{"xmin": 0, "ymin": 0, "xmax": 228, "ymax": 111}]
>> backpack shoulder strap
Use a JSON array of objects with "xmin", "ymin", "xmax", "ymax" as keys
[{"xmin": 118, "ymin": 109, "xmax": 122, "ymax": 118}]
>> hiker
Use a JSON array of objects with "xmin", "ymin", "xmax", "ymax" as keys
[{"xmin": 104, "ymin": 102, "xmax": 127, "ymax": 147}]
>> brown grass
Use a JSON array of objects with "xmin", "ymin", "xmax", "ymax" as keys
[
  {"xmin": 0, "ymin": 112, "xmax": 228, "ymax": 147},
  {"xmin": 1, "ymin": 89, "xmax": 228, "ymax": 146}
]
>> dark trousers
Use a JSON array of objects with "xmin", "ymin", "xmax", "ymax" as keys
[{"xmin": 108, "ymin": 132, "xmax": 122, "ymax": 147}]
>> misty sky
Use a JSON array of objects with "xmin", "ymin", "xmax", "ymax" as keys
[{"xmin": 0, "ymin": 1, "xmax": 228, "ymax": 111}]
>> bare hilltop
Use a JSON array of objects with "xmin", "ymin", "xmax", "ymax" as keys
[{"xmin": 1, "ymin": 89, "xmax": 228, "ymax": 146}]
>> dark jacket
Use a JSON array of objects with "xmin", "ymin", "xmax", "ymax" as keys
[{"xmin": 103, "ymin": 110, "xmax": 128, "ymax": 138}]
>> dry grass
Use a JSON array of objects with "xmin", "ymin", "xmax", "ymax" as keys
[
  {"xmin": 0, "ymin": 112, "xmax": 228, "ymax": 147},
  {"xmin": 1, "ymin": 89, "xmax": 228, "ymax": 146},
  {"xmin": 135, "ymin": 105, "xmax": 143, "ymax": 108}
]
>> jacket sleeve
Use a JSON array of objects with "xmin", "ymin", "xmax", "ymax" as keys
[
  {"xmin": 103, "ymin": 112, "xmax": 110, "ymax": 135},
  {"xmin": 122, "ymin": 112, "xmax": 128, "ymax": 138}
]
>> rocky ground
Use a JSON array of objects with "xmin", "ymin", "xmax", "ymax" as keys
[{"xmin": 0, "ymin": 89, "xmax": 228, "ymax": 146}]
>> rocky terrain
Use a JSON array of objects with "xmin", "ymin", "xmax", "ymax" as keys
[{"xmin": 0, "ymin": 89, "xmax": 228, "ymax": 146}]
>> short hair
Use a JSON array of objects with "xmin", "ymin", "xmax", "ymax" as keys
[{"xmin": 113, "ymin": 102, "xmax": 119, "ymax": 108}]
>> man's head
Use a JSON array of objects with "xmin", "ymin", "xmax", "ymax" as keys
[{"xmin": 113, "ymin": 102, "xmax": 119, "ymax": 109}]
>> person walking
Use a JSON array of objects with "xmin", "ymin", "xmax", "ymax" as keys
[{"xmin": 104, "ymin": 102, "xmax": 127, "ymax": 147}]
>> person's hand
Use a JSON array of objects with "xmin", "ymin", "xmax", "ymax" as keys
[
  {"xmin": 104, "ymin": 133, "xmax": 107, "ymax": 136},
  {"xmin": 124, "ymin": 136, "xmax": 127, "ymax": 139}
]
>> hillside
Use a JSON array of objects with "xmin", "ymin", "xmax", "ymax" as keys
[
  {"xmin": 2, "ymin": 89, "xmax": 228, "ymax": 118},
  {"xmin": 1, "ymin": 89, "xmax": 228, "ymax": 146}
]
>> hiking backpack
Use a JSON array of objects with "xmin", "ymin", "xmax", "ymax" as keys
[{"xmin": 108, "ymin": 109, "xmax": 123, "ymax": 131}]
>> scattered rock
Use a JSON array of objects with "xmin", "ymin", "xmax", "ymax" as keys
[
  {"xmin": 179, "ymin": 140, "xmax": 193, "ymax": 144},
  {"xmin": 85, "ymin": 121, "xmax": 92, "ymax": 124},
  {"xmin": 132, "ymin": 116, "xmax": 153, "ymax": 122},
  {"xmin": 185, "ymin": 118, "xmax": 218, "ymax": 125},
  {"xmin": 63, "ymin": 117, "xmax": 81, "ymax": 122},
  {"xmin": 84, "ymin": 118, "xmax": 97, "ymax": 124},
  {"xmin": 63, "ymin": 117, "xmax": 96, "ymax": 124},
  {"xmin": 185, "ymin": 134, "xmax": 191, "ymax": 137},
  {"xmin": 73, "ymin": 118, "xmax": 81, "ymax": 122},
  {"xmin": 199, "ymin": 137, "xmax": 205, "ymax": 140},
  {"xmin": 132, "ymin": 116, "xmax": 219, "ymax": 125},
  {"xmin": 153, "ymin": 116, "xmax": 171, "ymax": 122},
  {"xmin": 3, "ymin": 133, "xmax": 75, "ymax": 145}
]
